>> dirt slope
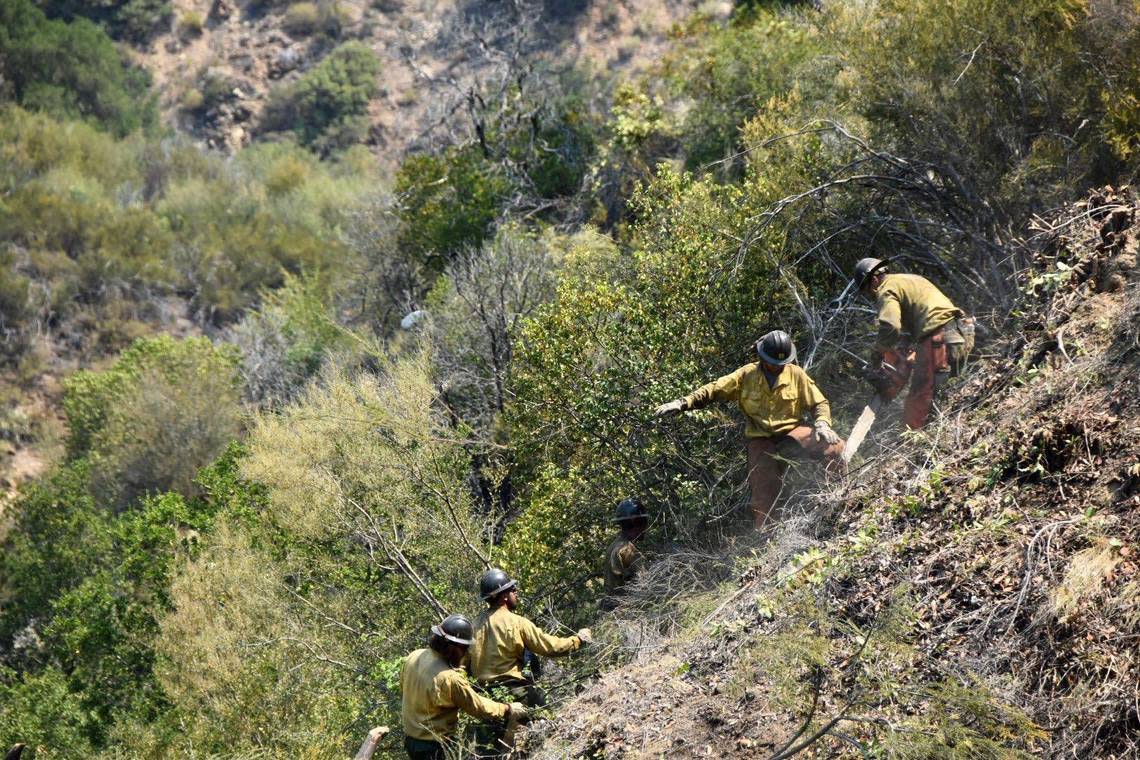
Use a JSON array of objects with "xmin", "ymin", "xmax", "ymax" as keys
[
  {"xmin": 132, "ymin": 0, "xmax": 721, "ymax": 160},
  {"xmin": 532, "ymin": 188, "xmax": 1140, "ymax": 758}
]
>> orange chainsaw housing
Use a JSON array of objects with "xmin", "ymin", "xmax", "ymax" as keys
[{"xmin": 878, "ymin": 347, "xmax": 914, "ymax": 402}]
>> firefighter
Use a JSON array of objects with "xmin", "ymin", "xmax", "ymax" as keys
[
  {"xmin": 602, "ymin": 498, "xmax": 648, "ymax": 609},
  {"xmin": 653, "ymin": 330, "xmax": 844, "ymax": 530},
  {"xmin": 853, "ymin": 258, "xmax": 975, "ymax": 429},
  {"xmin": 468, "ymin": 568, "xmax": 591, "ymax": 706},
  {"xmin": 400, "ymin": 614, "xmax": 525, "ymax": 760},
  {"xmin": 468, "ymin": 569, "xmax": 591, "ymax": 756}
]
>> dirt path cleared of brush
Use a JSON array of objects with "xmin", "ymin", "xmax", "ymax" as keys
[{"xmin": 531, "ymin": 648, "xmax": 798, "ymax": 759}]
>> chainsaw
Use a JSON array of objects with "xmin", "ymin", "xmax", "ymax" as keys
[{"xmin": 842, "ymin": 347, "xmax": 912, "ymax": 465}]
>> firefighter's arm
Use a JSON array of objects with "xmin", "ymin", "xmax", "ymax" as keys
[
  {"xmin": 682, "ymin": 367, "xmax": 746, "ymax": 410},
  {"xmin": 519, "ymin": 617, "xmax": 582, "ymax": 657},
  {"xmin": 875, "ymin": 292, "xmax": 904, "ymax": 352},
  {"xmin": 447, "ymin": 672, "xmax": 509, "ymax": 722}
]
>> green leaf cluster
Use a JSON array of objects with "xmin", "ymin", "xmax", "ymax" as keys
[
  {"xmin": 0, "ymin": 0, "xmax": 157, "ymax": 136},
  {"xmin": 38, "ymin": 0, "xmax": 173, "ymax": 43},
  {"xmin": 0, "ymin": 108, "xmax": 374, "ymax": 366},
  {"xmin": 265, "ymin": 42, "xmax": 380, "ymax": 150},
  {"xmin": 0, "ymin": 448, "xmax": 244, "ymax": 755}
]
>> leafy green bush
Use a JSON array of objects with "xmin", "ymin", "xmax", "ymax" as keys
[
  {"xmin": 37, "ymin": 0, "xmax": 173, "ymax": 43},
  {"xmin": 503, "ymin": 168, "xmax": 796, "ymax": 604},
  {"xmin": 662, "ymin": 6, "xmax": 823, "ymax": 172},
  {"xmin": 0, "ymin": 666, "xmax": 97, "ymax": 757},
  {"xmin": 264, "ymin": 41, "xmax": 379, "ymax": 148},
  {"xmin": 63, "ymin": 335, "xmax": 243, "ymax": 508},
  {"xmin": 283, "ymin": 1, "xmax": 320, "ymax": 34},
  {"xmin": 229, "ymin": 272, "xmax": 354, "ymax": 405},
  {"xmin": 395, "ymin": 148, "xmax": 510, "ymax": 267},
  {"xmin": 835, "ymin": 0, "xmax": 1102, "ymax": 222},
  {"xmin": 177, "ymin": 9, "xmax": 203, "ymax": 39},
  {"xmin": 0, "ymin": 450, "xmax": 244, "ymax": 754},
  {"xmin": 0, "ymin": 0, "xmax": 157, "ymax": 136},
  {"xmin": 0, "ymin": 461, "xmax": 109, "ymax": 643}
]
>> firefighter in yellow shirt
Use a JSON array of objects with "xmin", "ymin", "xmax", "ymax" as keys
[
  {"xmin": 653, "ymin": 330, "xmax": 844, "ymax": 530},
  {"xmin": 602, "ymin": 498, "xmax": 648, "ymax": 610},
  {"xmin": 468, "ymin": 569, "xmax": 591, "ymax": 756},
  {"xmin": 853, "ymin": 258, "xmax": 975, "ymax": 430},
  {"xmin": 400, "ymin": 614, "xmax": 524, "ymax": 760}
]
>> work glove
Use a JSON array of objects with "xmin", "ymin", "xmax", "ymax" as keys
[
  {"xmin": 507, "ymin": 702, "xmax": 528, "ymax": 721},
  {"xmin": 576, "ymin": 628, "xmax": 593, "ymax": 645},
  {"xmin": 813, "ymin": 420, "xmax": 840, "ymax": 446},
  {"xmin": 653, "ymin": 399, "xmax": 685, "ymax": 417}
]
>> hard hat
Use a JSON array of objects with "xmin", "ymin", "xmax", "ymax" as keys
[
  {"xmin": 755, "ymin": 330, "xmax": 797, "ymax": 366},
  {"xmin": 430, "ymin": 614, "xmax": 474, "ymax": 646},
  {"xmin": 853, "ymin": 257, "xmax": 888, "ymax": 288},
  {"xmin": 479, "ymin": 568, "xmax": 517, "ymax": 601},
  {"xmin": 613, "ymin": 498, "xmax": 648, "ymax": 523}
]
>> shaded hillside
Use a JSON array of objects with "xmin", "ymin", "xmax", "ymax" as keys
[{"xmin": 532, "ymin": 188, "xmax": 1140, "ymax": 758}]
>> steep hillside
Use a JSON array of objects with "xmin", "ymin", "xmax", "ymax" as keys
[
  {"xmin": 132, "ymin": 0, "xmax": 718, "ymax": 157},
  {"xmin": 530, "ymin": 188, "xmax": 1140, "ymax": 758}
]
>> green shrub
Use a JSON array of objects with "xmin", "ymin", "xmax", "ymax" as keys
[
  {"xmin": 177, "ymin": 9, "xmax": 203, "ymax": 38},
  {"xmin": 196, "ymin": 67, "xmax": 232, "ymax": 111},
  {"xmin": 0, "ymin": 461, "xmax": 108, "ymax": 641},
  {"xmin": 836, "ymin": 0, "xmax": 1101, "ymax": 220},
  {"xmin": 0, "ymin": 666, "xmax": 97, "ymax": 757},
  {"xmin": 503, "ymin": 168, "xmax": 789, "ymax": 603},
  {"xmin": 0, "ymin": 451, "xmax": 240, "ymax": 753},
  {"xmin": 0, "ymin": 0, "xmax": 158, "ymax": 136},
  {"xmin": 283, "ymin": 1, "xmax": 320, "ymax": 34},
  {"xmin": 37, "ymin": 0, "xmax": 173, "ymax": 43},
  {"xmin": 662, "ymin": 7, "xmax": 822, "ymax": 173},
  {"xmin": 395, "ymin": 147, "xmax": 510, "ymax": 267},
  {"xmin": 264, "ymin": 41, "xmax": 379, "ymax": 148},
  {"xmin": 63, "ymin": 335, "xmax": 243, "ymax": 508},
  {"xmin": 179, "ymin": 86, "xmax": 205, "ymax": 112},
  {"xmin": 229, "ymin": 272, "xmax": 354, "ymax": 405}
]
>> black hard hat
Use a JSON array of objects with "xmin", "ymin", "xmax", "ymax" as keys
[
  {"xmin": 853, "ymin": 257, "xmax": 888, "ymax": 288},
  {"xmin": 755, "ymin": 330, "xmax": 797, "ymax": 365},
  {"xmin": 431, "ymin": 614, "xmax": 474, "ymax": 646},
  {"xmin": 613, "ymin": 498, "xmax": 648, "ymax": 523},
  {"xmin": 479, "ymin": 568, "xmax": 517, "ymax": 601}
]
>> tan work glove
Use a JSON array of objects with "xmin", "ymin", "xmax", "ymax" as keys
[
  {"xmin": 576, "ymin": 628, "xmax": 593, "ymax": 645},
  {"xmin": 813, "ymin": 420, "xmax": 839, "ymax": 446},
  {"xmin": 503, "ymin": 702, "xmax": 528, "ymax": 749},
  {"xmin": 653, "ymin": 399, "xmax": 685, "ymax": 417}
]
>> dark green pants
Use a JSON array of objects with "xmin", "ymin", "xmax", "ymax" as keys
[{"xmin": 404, "ymin": 735, "xmax": 444, "ymax": 760}]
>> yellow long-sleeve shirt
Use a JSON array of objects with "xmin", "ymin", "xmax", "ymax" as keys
[
  {"xmin": 468, "ymin": 606, "xmax": 581, "ymax": 684},
  {"xmin": 874, "ymin": 273, "xmax": 962, "ymax": 351},
  {"xmin": 682, "ymin": 362, "xmax": 831, "ymax": 439},
  {"xmin": 400, "ymin": 648, "xmax": 509, "ymax": 741}
]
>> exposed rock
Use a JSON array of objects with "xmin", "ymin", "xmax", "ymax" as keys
[
  {"xmin": 209, "ymin": 0, "xmax": 234, "ymax": 22},
  {"xmin": 273, "ymin": 47, "xmax": 303, "ymax": 77}
]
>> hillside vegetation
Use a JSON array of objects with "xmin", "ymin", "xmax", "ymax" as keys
[
  {"xmin": 1, "ymin": 0, "xmax": 1139, "ymax": 758},
  {"xmin": 533, "ymin": 188, "xmax": 1140, "ymax": 758}
]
